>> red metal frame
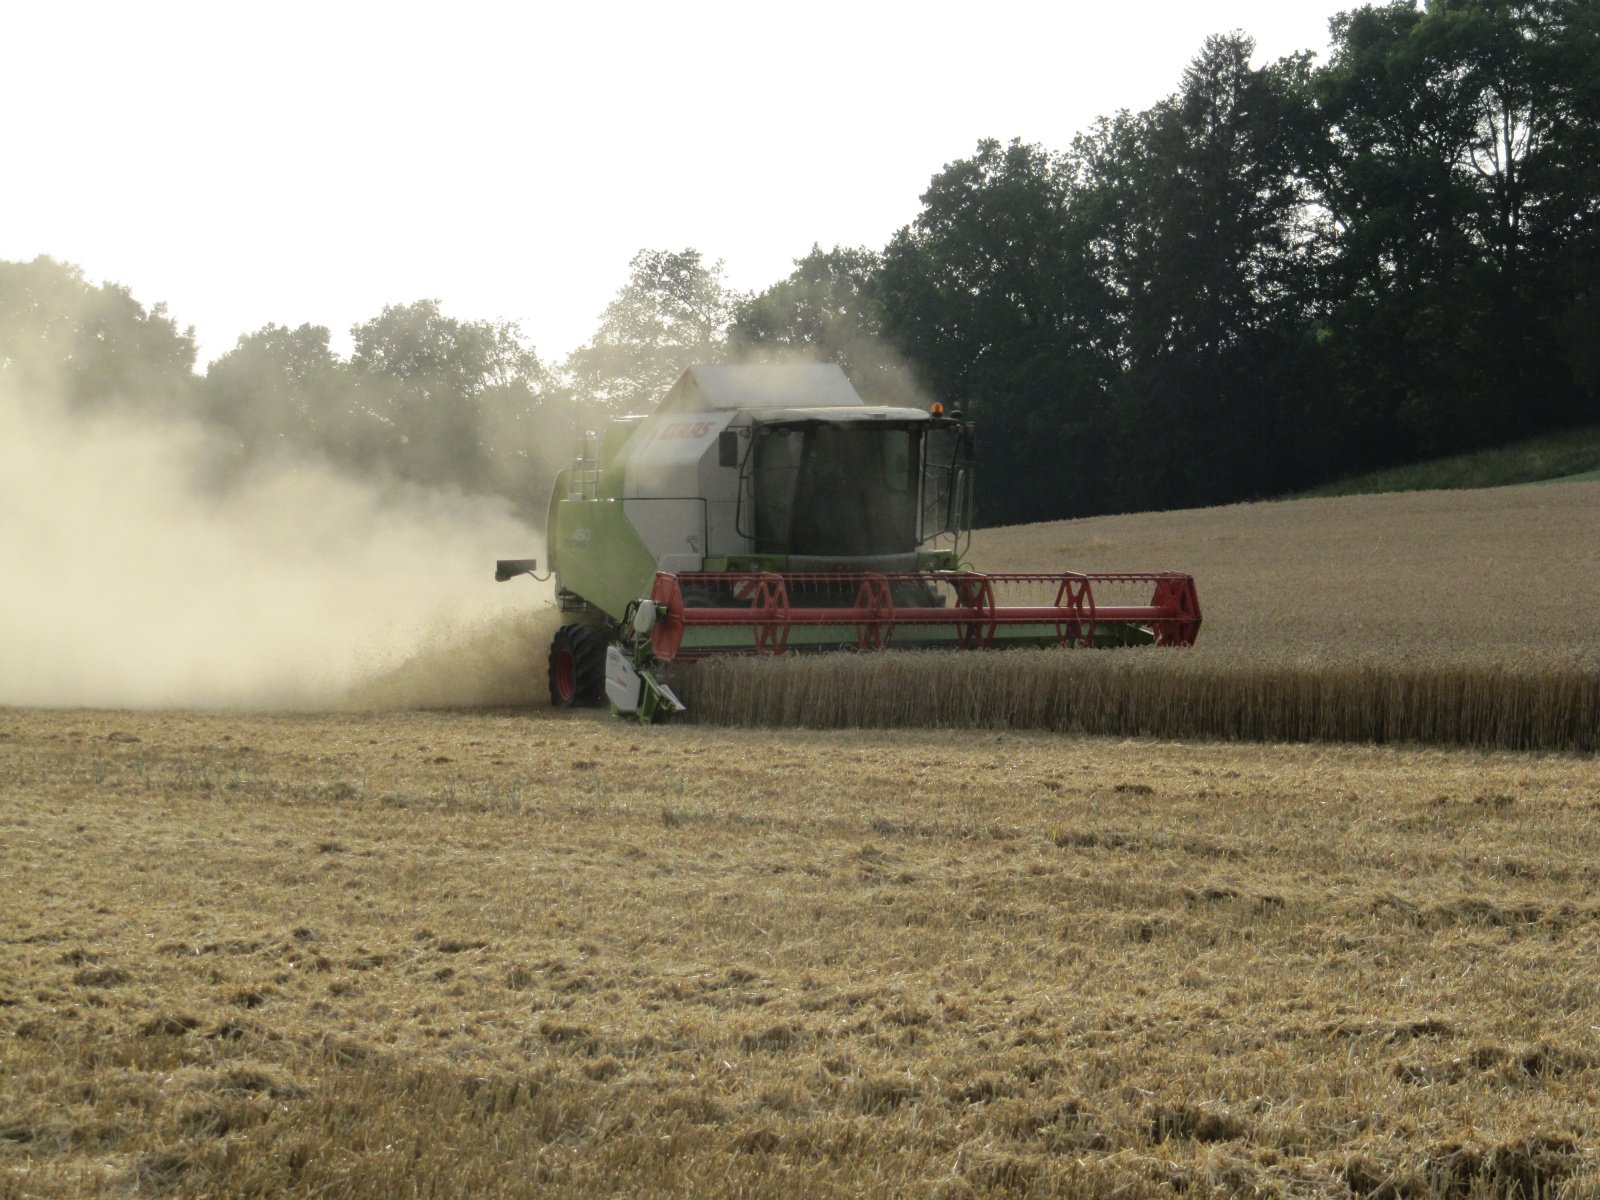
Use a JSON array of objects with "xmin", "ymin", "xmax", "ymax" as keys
[
  {"xmin": 1054, "ymin": 572, "xmax": 1095, "ymax": 648},
  {"xmin": 647, "ymin": 570, "xmax": 1200, "ymax": 663}
]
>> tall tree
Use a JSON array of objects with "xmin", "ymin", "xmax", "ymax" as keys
[
  {"xmin": 1307, "ymin": 0, "xmax": 1600, "ymax": 457},
  {"xmin": 348, "ymin": 300, "xmax": 552, "ymax": 501},
  {"xmin": 202, "ymin": 323, "xmax": 350, "ymax": 458},
  {"xmin": 565, "ymin": 249, "xmax": 735, "ymax": 415},
  {"xmin": 0, "ymin": 256, "xmax": 196, "ymax": 412},
  {"xmin": 880, "ymin": 139, "xmax": 1078, "ymax": 401},
  {"xmin": 878, "ymin": 138, "xmax": 1121, "ymax": 522},
  {"xmin": 1101, "ymin": 34, "xmax": 1323, "ymax": 506},
  {"xmin": 729, "ymin": 245, "xmax": 923, "ymax": 406}
]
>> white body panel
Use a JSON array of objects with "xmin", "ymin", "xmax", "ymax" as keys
[
  {"xmin": 623, "ymin": 410, "xmax": 736, "ymax": 501},
  {"xmin": 622, "ymin": 498, "xmax": 708, "ymax": 569},
  {"xmin": 604, "ymin": 644, "xmax": 642, "ymax": 712}
]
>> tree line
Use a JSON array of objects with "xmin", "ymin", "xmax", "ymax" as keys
[
  {"xmin": 742, "ymin": 0, "xmax": 1600, "ymax": 522},
  {"xmin": 4, "ymin": 1, "xmax": 1595, "ymax": 526}
]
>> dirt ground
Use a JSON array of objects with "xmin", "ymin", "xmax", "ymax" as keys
[{"xmin": 3, "ymin": 705, "xmax": 1597, "ymax": 1197}]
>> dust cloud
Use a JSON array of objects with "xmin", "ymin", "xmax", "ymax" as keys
[
  {"xmin": 1, "ymin": 382, "xmax": 554, "ymax": 710},
  {"xmin": 725, "ymin": 341, "xmax": 936, "ymax": 414}
]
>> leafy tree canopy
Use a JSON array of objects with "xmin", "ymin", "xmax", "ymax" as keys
[
  {"xmin": 729, "ymin": 245, "xmax": 926, "ymax": 407},
  {"xmin": 565, "ymin": 249, "xmax": 736, "ymax": 415},
  {"xmin": 0, "ymin": 255, "xmax": 195, "ymax": 412}
]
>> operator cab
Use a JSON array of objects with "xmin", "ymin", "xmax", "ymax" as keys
[{"xmin": 739, "ymin": 407, "xmax": 972, "ymax": 569}]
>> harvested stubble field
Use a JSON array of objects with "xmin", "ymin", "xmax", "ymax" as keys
[
  {"xmin": 681, "ymin": 483, "xmax": 1600, "ymax": 750},
  {"xmin": 4, "ymin": 706, "xmax": 1600, "ymax": 1198}
]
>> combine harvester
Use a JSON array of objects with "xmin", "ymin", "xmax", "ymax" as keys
[{"xmin": 497, "ymin": 365, "xmax": 1199, "ymax": 721}]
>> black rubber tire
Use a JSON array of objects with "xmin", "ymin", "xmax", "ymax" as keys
[{"xmin": 548, "ymin": 624, "xmax": 607, "ymax": 708}]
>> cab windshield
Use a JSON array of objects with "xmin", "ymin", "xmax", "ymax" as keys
[{"xmin": 751, "ymin": 422, "xmax": 918, "ymax": 557}]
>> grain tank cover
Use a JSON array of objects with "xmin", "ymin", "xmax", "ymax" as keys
[{"xmin": 656, "ymin": 364, "xmax": 865, "ymax": 414}]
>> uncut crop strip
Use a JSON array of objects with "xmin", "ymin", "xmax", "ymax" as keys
[{"xmin": 673, "ymin": 651, "xmax": 1600, "ymax": 752}]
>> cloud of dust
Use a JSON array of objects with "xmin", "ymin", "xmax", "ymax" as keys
[
  {"xmin": 0, "ymin": 378, "xmax": 555, "ymax": 710},
  {"xmin": 722, "ymin": 340, "xmax": 938, "ymax": 413}
]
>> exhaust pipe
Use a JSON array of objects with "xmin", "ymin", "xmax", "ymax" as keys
[{"xmin": 494, "ymin": 558, "xmax": 540, "ymax": 582}]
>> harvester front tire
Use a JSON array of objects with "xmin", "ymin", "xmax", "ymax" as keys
[{"xmin": 548, "ymin": 624, "xmax": 606, "ymax": 708}]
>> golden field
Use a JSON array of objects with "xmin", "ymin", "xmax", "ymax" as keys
[
  {"xmin": 4, "ymin": 705, "xmax": 1599, "ymax": 1198},
  {"xmin": 3, "ymin": 483, "xmax": 1598, "ymax": 1197},
  {"xmin": 976, "ymin": 482, "xmax": 1600, "ymax": 665},
  {"xmin": 685, "ymin": 484, "xmax": 1600, "ymax": 749}
]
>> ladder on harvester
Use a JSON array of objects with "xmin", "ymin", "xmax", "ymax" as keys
[
  {"xmin": 567, "ymin": 430, "xmax": 600, "ymax": 500},
  {"xmin": 557, "ymin": 431, "xmax": 602, "ymax": 613}
]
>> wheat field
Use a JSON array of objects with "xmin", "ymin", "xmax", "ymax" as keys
[
  {"xmin": 681, "ymin": 483, "xmax": 1600, "ymax": 749},
  {"xmin": 4, "ymin": 705, "xmax": 1599, "ymax": 1199}
]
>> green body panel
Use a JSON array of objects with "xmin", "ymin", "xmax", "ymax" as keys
[
  {"xmin": 701, "ymin": 554, "xmax": 787, "ymax": 573},
  {"xmin": 545, "ymin": 468, "xmax": 569, "ymax": 577},
  {"xmin": 553, "ymin": 425, "xmax": 662, "ymax": 622},
  {"xmin": 555, "ymin": 498, "xmax": 660, "ymax": 621}
]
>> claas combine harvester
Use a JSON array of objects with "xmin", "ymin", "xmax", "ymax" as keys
[{"xmin": 496, "ymin": 364, "xmax": 1200, "ymax": 721}]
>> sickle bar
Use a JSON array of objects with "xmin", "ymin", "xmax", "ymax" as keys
[{"xmin": 647, "ymin": 571, "xmax": 1200, "ymax": 663}]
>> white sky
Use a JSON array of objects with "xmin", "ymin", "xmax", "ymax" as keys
[{"xmin": 2, "ymin": 0, "xmax": 1340, "ymax": 369}]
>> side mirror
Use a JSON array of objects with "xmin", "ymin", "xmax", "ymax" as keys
[{"xmin": 951, "ymin": 466, "xmax": 973, "ymax": 532}]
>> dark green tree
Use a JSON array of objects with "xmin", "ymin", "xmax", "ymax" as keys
[
  {"xmin": 878, "ymin": 138, "xmax": 1120, "ymax": 523},
  {"xmin": 1307, "ymin": 0, "xmax": 1600, "ymax": 460},
  {"xmin": 1098, "ymin": 34, "xmax": 1324, "ymax": 506}
]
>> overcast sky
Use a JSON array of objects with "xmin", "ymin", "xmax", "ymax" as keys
[{"xmin": 3, "ymin": 1, "xmax": 1343, "ymax": 369}]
